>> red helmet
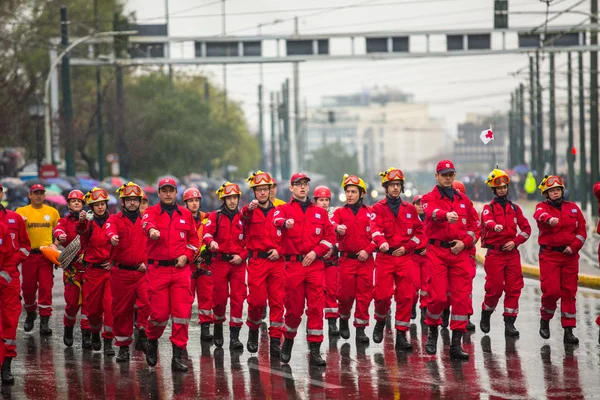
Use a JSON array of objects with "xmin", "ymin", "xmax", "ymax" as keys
[
  {"xmin": 452, "ymin": 181, "xmax": 466, "ymax": 193},
  {"xmin": 313, "ymin": 186, "xmax": 331, "ymax": 199},
  {"xmin": 183, "ymin": 188, "xmax": 202, "ymax": 202},
  {"xmin": 67, "ymin": 190, "xmax": 85, "ymax": 201},
  {"xmin": 412, "ymin": 195, "xmax": 423, "ymax": 204}
]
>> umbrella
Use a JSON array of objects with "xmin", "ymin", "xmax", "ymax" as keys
[
  {"xmin": 46, "ymin": 194, "xmax": 67, "ymax": 206},
  {"xmin": 0, "ymin": 177, "xmax": 24, "ymax": 189},
  {"xmin": 77, "ymin": 178, "xmax": 100, "ymax": 192},
  {"xmin": 102, "ymin": 176, "xmax": 129, "ymax": 188},
  {"xmin": 45, "ymin": 183, "xmax": 64, "ymax": 194},
  {"xmin": 143, "ymin": 185, "xmax": 156, "ymax": 194},
  {"xmin": 513, "ymin": 164, "xmax": 529, "ymax": 174},
  {"xmin": 46, "ymin": 178, "xmax": 73, "ymax": 191}
]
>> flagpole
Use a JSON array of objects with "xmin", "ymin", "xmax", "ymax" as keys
[{"xmin": 490, "ymin": 125, "xmax": 499, "ymax": 169}]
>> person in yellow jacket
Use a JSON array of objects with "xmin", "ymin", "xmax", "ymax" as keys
[{"xmin": 269, "ymin": 178, "xmax": 286, "ymax": 206}]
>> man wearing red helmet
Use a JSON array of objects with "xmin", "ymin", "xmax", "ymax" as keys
[
  {"xmin": 411, "ymin": 195, "xmax": 429, "ymax": 322},
  {"xmin": 273, "ymin": 172, "xmax": 336, "ymax": 366}
]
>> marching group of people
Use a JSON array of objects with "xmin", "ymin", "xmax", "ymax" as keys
[{"xmin": 0, "ymin": 158, "xmax": 598, "ymax": 382}]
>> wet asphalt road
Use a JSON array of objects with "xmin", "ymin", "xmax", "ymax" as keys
[{"xmin": 3, "ymin": 270, "xmax": 600, "ymax": 399}]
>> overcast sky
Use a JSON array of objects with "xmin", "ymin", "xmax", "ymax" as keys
[{"xmin": 123, "ymin": 0, "xmax": 591, "ymax": 136}]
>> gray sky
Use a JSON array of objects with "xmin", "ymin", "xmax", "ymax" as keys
[{"xmin": 123, "ymin": 0, "xmax": 590, "ymax": 135}]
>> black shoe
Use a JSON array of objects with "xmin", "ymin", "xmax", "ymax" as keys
[
  {"xmin": 338, "ymin": 319, "xmax": 350, "ymax": 339},
  {"xmin": 146, "ymin": 339, "xmax": 158, "ymax": 367},
  {"xmin": 539, "ymin": 318, "xmax": 550, "ymax": 339},
  {"xmin": 229, "ymin": 326, "xmax": 244, "ymax": 350},
  {"xmin": 395, "ymin": 330, "xmax": 413, "ymax": 351},
  {"xmin": 39, "ymin": 316, "xmax": 52, "ymax": 336},
  {"xmin": 563, "ymin": 327, "xmax": 579, "ymax": 344},
  {"xmin": 504, "ymin": 316, "xmax": 519, "ymax": 337},
  {"xmin": 411, "ymin": 304, "xmax": 417, "ymax": 320},
  {"xmin": 104, "ymin": 339, "xmax": 115, "ymax": 356},
  {"xmin": 92, "ymin": 332, "xmax": 102, "ymax": 351},
  {"xmin": 308, "ymin": 342, "xmax": 326, "ymax": 366},
  {"xmin": 24, "ymin": 311, "xmax": 37, "ymax": 333},
  {"xmin": 372, "ymin": 320, "xmax": 385, "ymax": 344},
  {"xmin": 135, "ymin": 329, "xmax": 149, "ymax": 353},
  {"xmin": 214, "ymin": 324, "xmax": 224, "ymax": 348},
  {"xmin": 200, "ymin": 323, "xmax": 213, "ymax": 342},
  {"xmin": 116, "ymin": 346, "xmax": 130, "ymax": 362},
  {"xmin": 356, "ymin": 327, "xmax": 369, "ymax": 344},
  {"xmin": 1, "ymin": 357, "xmax": 14, "ymax": 385},
  {"xmin": 425, "ymin": 326, "xmax": 439, "ymax": 355},
  {"xmin": 63, "ymin": 326, "xmax": 74, "ymax": 347},
  {"xmin": 466, "ymin": 316, "xmax": 476, "ymax": 332},
  {"xmin": 441, "ymin": 309, "xmax": 450, "ymax": 329},
  {"xmin": 82, "ymin": 329, "xmax": 93, "ymax": 350},
  {"xmin": 420, "ymin": 307, "xmax": 427, "ymax": 323},
  {"xmin": 449, "ymin": 331, "xmax": 469, "ymax": 361},
  {"xmin": 280, "ymin": 338, "xmax": 294, "ymax": 363},
  {"xmin": 328, "ymin": 318, "xmax": 340, "ymax": 337},
  {"xmin": 480, "ymin": 310, "xmax": 493, "ymax": 334},
  {"xmin": 270, "ymin": 337, "xmax": 281, "ymax": 357},
  {"xmin": 171, "ymin": 343, "xmax": 188, "ymax": 372},
  {"xmin": 247, "ymin": 329, "xmax": 259, "ymax": 353}
]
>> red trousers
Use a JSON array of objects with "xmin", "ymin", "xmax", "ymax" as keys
[
  {"xmin": 539, "ymin": 250, "xmax": 578, "ymax": 327},
  {"xmin": 63, "ymin": 264, "xmax": 89, "ymax": 329},
  {"xmin": 338, "ymin": 256, "xmax": 374, "ymax": 327},
  {"xmin": 82, "ymin": 267, "xmax": 114, "ymax": 339},
  {"xmin": 425, "ymin": 245, "xmax": 472, "ymax": 332},
  {"xmin": 146, "ymin": 265, "xmax": 193, "ymax": 348},
  {"xmin": 21, "ymin": 253, "xmax": 54, "ymax": 316},
  {"xmin": 283, "ymin": 260, "xmax": 325, "ymax": 343},
  {"xmin": 411, "ymin": 253, "xmax": 430, "ymax": 309},
  {"xmin": 2, "ymin": 277, "xmax": 20, "ymax": 358},
  {"xmin": 246, "ymin": 257, "xmax": 284, "ymax": 338},
  {"xmin": 482, "ymin": 250, "xmax": 523, "ymax": 316},
  {"xmin": 373, "ymin": 253, "xmax": 415, "ymax": 331},
  {"xmin": 211, "ymin": 259, "xmax": 247, "ymax": 327},
  {"xmin": 190, "ymin": 264, "xmax": 214, "ymax": 324},
  {"xmin": 324, "ymin": 264, "xmax": 339, "ymax": 319},
  {"xmin": 111, "ymin": 268, "xmax": 150, "ymax": 346}
]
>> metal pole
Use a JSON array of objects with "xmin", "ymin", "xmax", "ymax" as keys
[
  {"xmin": 567, "ymin": 52, "xmax": 576, "ymax": 199},
  {"xmin": 509, "ymin": 92, "xmax": 516, "ymax": 167},
  {"xmin": 166, "ymin": 0, "xmax": 173, "ymax": 81},
  {"xmin": 270, "ymin": 92, "xmax": 277, "ymax": 175},
  {"xmin": 222, "ymin": 0, "xmax": 227, "ymax": 117},
  {"xmin": 61, "ymin": 6, "xmax": 75, "ymax": 176},
  {"xmin": 519, "ymin": 83, "xmax": 525, "ymax": 165},
  {"xmin": 549, "ymin": 52, "xmax": 557, "ymax": 172},
  {"xmin": 293, "ymin": 16, "xmax": 300, "ymax": 173},
  {"xmin": 36, "ymin": 113, "xmax": 43, "ymax": 176},
  {"xmin": 275, "ymin": 91, "xmax": 282, "ymax": 181},
  {"xmin": 590, "ymin": 0, "xmax": 599, "ymax": 203},
  {"xmin": 115, "ymin": 65, "xmax": 128, "ymax": 177},
  {"xmin": 281, "ymin": 79, "xmax": 290, "ymax": 180},
  {"xmin": 536, "ymin": 50, "xmax": 544, "ymax": 176},
  {"xmin": 529, "ymin": 56, "xmax": 536, "ymax": 171},
  {"xmin": 258, "ymin": 84, "xmax": 264, "ymax": 170},
  {"xmin": 579, "ymin": 51, "xmax": 587, "ymax": 210},
  {"xmin": 94, "ymin": 0, "xmax": 104, "ymax": 180}
]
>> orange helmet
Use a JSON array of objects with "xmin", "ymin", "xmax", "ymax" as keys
[
  {"xmin": 84, "ymin": 187, "xmax": 109, "ymax": 205},
  {"xmin": 485, "ymin": 169, "xmax": 510, "ymax": 188},
  {"xmin": 67, "ymin": 190, "xmax": 85, "ymax": 201},
  {"xmin": 216, "ymin": 182, "xmax": 241, "ymax": 200},
  {"xmin": 183, "ymin": 188, "xmax": 202, "ymax": 202},
  {"xmin": 538, "ymin": 175, "xmax": 565, "ymax": 194},
  {"xmin": 116, "ymin": 181, "xmax": 143, "ymax": 199},
  {"xmin": 452, "ymin": 181, "xmax": 466, "ymax": 193},
  {"xmin": 246, "ymin": 170, "xmax": 274, "ymax": 188},
  {"xmin": 379, "ymin": 167, "xmax": 405, "ymax": 186},
  {"xmin": 313, "ymin": 186, "xmax": 331, "ymax": 199}
]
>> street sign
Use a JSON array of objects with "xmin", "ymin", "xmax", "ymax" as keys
[{"xmin": 40, "ymin": 164, "xmax": 59, "ymax": 179}]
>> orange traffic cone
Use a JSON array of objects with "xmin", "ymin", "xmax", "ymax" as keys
[{"xmin": 40, "ymin": 246, "xmax": 61, "ymax": 266}]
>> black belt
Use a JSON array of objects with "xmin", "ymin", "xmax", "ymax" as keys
[
  {"xmin": 31, "ymin": 249, "xmax": 42, "ymax": 254},
  {"xmin": 247, "ymin": 251, "xmax": 270, "ymax": 259},
  {"xmin": 414, "ymin": 248, "xmax": 426, "ymax": 256},
  {"xmin": 285, "ymin": 255, "xmax": 306, "ymax": 262},
  {"xmin": 428, "ymin": 239, "xmax": 456, "ymax": 249},
  {"xmin": 148, "ymin": 259, "xmax": 178, "ymax": 267},
  {"xmin": 118, "ymin": 263, "xmax": 141, "ymax": 271},
  {"xmin": 216, "ymin": 253, "xmax": 236, "ymax": 261},
  {"xmin": 339, "ymin": 252, "xmax": 359, "ymax": 260},
  {"xmin": 85, "ymin": 262, "xmax": 108, "ymax": 269},
  {"xmin": 540, "ymin": 245, "xmax": 567, "ymax": 253},
  {"xmin": 384, "ymin": 247, "xmax": 401, "ymax": 255},
  {"xmin": 483, "ymin": 244, "xmax": 502, "ymax": 251}
]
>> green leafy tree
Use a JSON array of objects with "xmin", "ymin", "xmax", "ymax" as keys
[{"xmin": 309, "ymin": 142, "xmax": 360, "ymax": 185}]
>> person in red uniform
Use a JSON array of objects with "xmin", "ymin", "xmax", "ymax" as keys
[
  {"xmin": 313, "ymin": 185, "xmax": 340, "ymax": 337},
  {"xmin": 411, "ymin": 195, "xmax": 429, "ymax": 323},
  {"xmin": 479, "ymin": 169, "xmax": 531, "ymax": 337},
  {"xmin": 54, "ymin": 190, "xmax": 90, "ymax": 348},
  {"xmin": 106, "ymin": 182, "xmax": 150, "ymax": 362},
  {"xmin": 241, "ymin": 171, "xmax": 284, "ymax": 356},
  {"xmin": 421, "ymin": 160, "xmax": 478, "ymax": 360},
  {"xmin": 331, "ymin": 174, "xmax": 380, "ymax": 343},
  {"xmin": 142, "ymin": 177, "xmax": 199, "ymax": 372},
  {"xmin": 78, "ymin": 187, "xmax": 115, "ymax": 355},
  {"xmin": 202, "ymin": 182, "xmax": 247, "ymax": 350},
  {"xmin": 371, "ymin": 168, "xmax": 424, "ymax": 350},
  {"xmin": 273, "ymin": 172, "xmax": 336, "ymax": 366},
  {"xmin": 594, "ymin": 182, "xmax": 600, "ymax": 342},
  {"xmin": 534, "ymin": 175, "xmax": 586, "ymax": 344},
  {"xmin": 183, "ymin": 187, "xmax": 214, "ymax": 343},
  {"xmin": 0, "ymin": 184, "xmax": 30, "ymax": 384},
  {"xmin": 0, "ymin": 222, "xmax": 14, "ymax": 370}
]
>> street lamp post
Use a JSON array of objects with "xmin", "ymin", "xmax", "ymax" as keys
[{"xmin": 28, "ymin": 100, "xmax": 45, "ymax": 177}]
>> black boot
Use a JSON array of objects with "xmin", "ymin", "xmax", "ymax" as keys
[
  {"xmin": 91, "ymin": 332, "xmax": 102, "ymax": 351},
  {"xmin": 338, "ymin": 319, "xmax": 350, "ymax": 339},
  {"xmin": 449, "ymin": 331, "xmax": 469, "ymax": 360},
  {"xmin": 504, "ymin": 316, "xmax": 519, "ymax": 337},
  {"xmin": 63, "ymin": 326, "xmax": 74, "ymax": 347},
  {"xmin": 425, "ymin": 326, "xmax": 439, "ymax": 355},
  {"xmin": 420, "ymin": 307, "xmax": 427, "ymax": 323},
  {"xmin": 356, "ymin": 327, "xmax": 369, "ymax": 344},
  {"xmin": 480, "ymin": 310, "xmax": 493, "ymax": 334},
  {"xmin": 270, "ymin": 337, "xmax": 281, "ymax": 357},
  {"xmin": 146, "ymin": 339, "xmax": 158, "ymax": 367},
  {"xmin": 328, "ymin": 318, "xmax": 340, "ymax": 337},
  {"xmin": 308, "ymin": 342, "xmax": 326, "ymax": 366},
  {"xmin": 1, "ymin": 357, "xmax": 14, "ymax": 385},
  {"xmin": 466, "ymin": 316, "xmax": 476, "ymax": 332},
  {"xmin": 280, "ymin": 338, "xmax": 294, "ymax": 363},
  {"xmin": 247, "ymin": 329, "xmax": 259, "ymax": 353},
  {"xmin": 171, "ymin": 343, "xmax": 188, "ymax": 372},
  {"xmin": 372, "ymin": 320, "xmax": 385, "ymax": 344},
  {"xmin": 104, "ymin": 338, "xmax": 115, "ymax": 356},
  {"xmin": 39, "ymin": 316, "xmax": 52, "ymax": 336},
  {"xmin": 200, "ymin": 323, "xmax": 213, "ymax": 342},
  {"xmin": 116, "ymin": 346, "xmax": 130, "ymax": 362},
  {"xmin": 563, "ymin": 327, "xmax": 579, "ymax": 344},
  {"xmin": 411, "ymin": 304, "xmax": 417, "ymax": 320},
  {"xmin": 229, "ymin": 326, "xmax": 244, "ymax": 350},
  {"xmin": 539, "ymin": 318, "xmax": 550, "ymax": 339},
  {"xmin": 441, "ymin": 309, "xmax": 450, "ymax": 329},
  {"xmin": 24, "ymin": 311, "xmax": 36, "ymax": 332},
  {"xmin": 82, "ymin": 329, "xmax": 92, "ymax": 350},
  {"xmin": 214, "ymin": 324, "xmax": 224, "ymax": 348},
  {"xmin": 395, "ymin": 330, "xmax": 413, "ymax": 351},
  {"xmin": 135, "ymin": 329, "xmax": 148, "ymax": 353}
]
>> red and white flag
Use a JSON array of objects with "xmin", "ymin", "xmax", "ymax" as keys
[{"xmin": 480, "ymin": 129, "xmax": 494, "ymax": 145}]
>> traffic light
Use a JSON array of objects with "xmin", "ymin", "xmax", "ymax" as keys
[
  {"xmin": 571, "ymin": 147, "xmax": 577, "ymax": 163},
  {"xmin": 494, "ymin": 0, "xmax": 508, "ymax": 29}
]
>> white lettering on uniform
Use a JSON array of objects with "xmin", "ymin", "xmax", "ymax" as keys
[
  {"xmin": 8, "ymin": 219, "xmax": 14, "ymax": 224},
  {"xmin": 460, "ymin": 204, "xmax": 465, "ymax": 208},
  {"xmin": 316, "ymin": 214, "xmax": 321, "ymax": 219},
  {"xmin": 316, "ymin": 228, "xmax": 321, "ymax": 234},
  {"xmin": 462, "ymin": 218, "xmax": 467, "ymax": 225},
  {"xmin": 406, "ymin": 214, "xmax": 411, "ymax": 218},
  {"xmin": 180, "ymin": 219, "xmax": 185, "ymax": 223},
  {"xmin": 407, "ymin": 228, "xmax": 412, "ymax": 234}
]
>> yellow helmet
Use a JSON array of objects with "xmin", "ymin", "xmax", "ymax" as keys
[
  {"xmin": 216, "ymin": 182, "xmax": 241, "ymax": 200},
  {"xmin": 379, "ymin": 167, "xmax": 405, "ymax": 186},
  {"xmin": 246, "ymin": 170, "xmax": 274, "ymax": 188},
  {"xmin": 84, "ymin": 187, "xmax": 109, "ymax": 205},
  {"xmin": 485, "ymin": 169, "xmax": 510, "ymax": 188},
  {"xmin": 116, "ymin": 181, "xmax": 143, "ymax": 199},
  {"xmin": 342, "ymin": 174, "xmax": 367, "ymax": 192},
  {"xmin": 538, "ymin": 175, "xmax": 565, "ymax": 195}
]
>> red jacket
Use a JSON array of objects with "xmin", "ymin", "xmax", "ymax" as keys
[
  {"xmin": 331, "ymin": 204, "xmax": 380, "ymax": 254},
  {"xmin": 421, "ymin": 186, "xmax": 478, "ymax": 247},
  {"xmin": 78, "ymin": 217, "xmax": 111, "ymax": 264},
  {"xmin": 54, "ymin": 212, "xmax": 84, "ymax": 262},
  {"xmin": 273, "ymin": 199, "xmax": 336, "ymax": 257},
  {"xmin": 594, "ymin": 182, "xmax": 600, "ymax": 234},
  {"xmin": 142, "ymin": 204, "xmax": 199, "ymax": 261},
  {"xmin": 0, "ymin": 222, "xmax": 12, "ymax": 278},
  {"xmin": 203, "ymin": 209, "xmax": 248, "ymax": 259},
  {"xmin": 0, "ymin": 206, "xmax": 31, "ymax": 271},
  {"xmin": 105, "ymin": 213, "xmax": 147, "ymax": 266},
  {"xmin": 481, "ymin": 199, "xmax": 531, "ymax": 248},
  {"xmin": 533, "ymin": 200, "xmax": 587, "ymax": 252},
  {"xmin": 241, "ymin": 204, "xmax": 281, "ymax": 254},
  {"xmin": 372, "ymin": 198, "xmax": 424, "ymax": 252}
]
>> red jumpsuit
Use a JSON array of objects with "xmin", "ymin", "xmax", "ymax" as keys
[
  {"xmin": 142, "ymin": 204, "xmax": 199, "ymax": 348},
  {"xmin": 481, "ymin": 199, "xmax": 531, "ymax": 316},
  {"xmin": 0, "ymin": 207, "xmax": 30, "ymax": 358},
  {"xmin": 0, "ymin": 222, "xmax": 15, "ymax": 365},
  {"xmin": 202, "ymin": 209, "xmax": 248, "ymax": 328},
  {"xmin": 595, "ymin": 182, "xmax": 600, "ymax": 328},
  {"xmin": 190, "ymin": 212, "xmax": 214, "ymax": 325},
  {"xmin": 54, "ymin": 212, "xmax": 89, "ymax": 331},
  {"xmin": 78, "ymin": 216, "xmax": 114, "ymax": 340},
  {"xmin": 411, "ymin": 214, "xmax": 429, "ymax": 310},
  {"xmin": 331, "ymin": 204, "xmax": 379, "ymax": 327},
  {"xmin": 323, "ymin": 244, "xmax": 339, "ymax": 320},
  {"xmin": 273, "ymin": 199, "xmax": 336, "ymax": 342},
  {"xmin": 421, "ymin": 187, "xmax": 478, "ymax": 332},
  {"xmin": 467, "ymin": 207, "xmax": 481, "ymax": 317},
  {"xmin": 534, "ymin": 200, "xmax": 586, "ymax": 327},
  {"xmin": 241, "ymin": 203, "xmax": 284, "ymax": 337},
  {"xmin": 105, "ymin": 212, "xmax": 149, "ymax": 347},
  {"xmin": 371, "ymin": 198, "xmax": 424, "ymax": 331}
]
